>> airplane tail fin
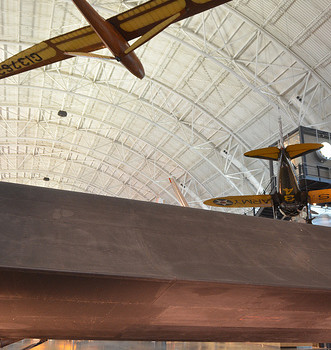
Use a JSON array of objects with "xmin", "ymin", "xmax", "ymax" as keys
[
  {"xmin": 285, "ymin": 143, "xmax": 324, "ymax": 159},
  {"xmin": 244, "ymin": 143, "xmax": 323, "ymax": 161}
]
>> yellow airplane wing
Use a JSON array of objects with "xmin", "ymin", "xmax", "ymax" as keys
[
  {"xmin": 0, "ymin": 26, "xmax": 104, "ymax": 80},
  {"xmin": 244, "ymin": 147, "xmax": 280, "ymax": 161},
  {"xmin": 204, "ymin": 194, "xmax": 273, "ymax": 208},
  {"xmin": 308, "ymin": 189, "xmax": 331, "ymax": 205},
  {"xmin": 285, "ymin": 143, "xmax": 323, "ymax": 159},
  {"xmin": 0, "ymin": 0, "xmax": 231, "ymax": 80},
  {"xmin": 109, "ymin": 0, "xmax": 231, "ymax": 40}
]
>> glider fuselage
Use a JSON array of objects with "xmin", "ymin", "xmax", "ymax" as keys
[{"xmin": 72, "ymin": 0, "xmax": 145, "ymax": 79}]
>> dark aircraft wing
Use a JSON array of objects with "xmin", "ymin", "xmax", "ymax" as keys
[
  {"xmin": 204, "ymin": 194, "xmax": 273, "ymax": 208},
  {"xmin": 0, "ymin": 0, "xmax": 231, "ymax": 80}
]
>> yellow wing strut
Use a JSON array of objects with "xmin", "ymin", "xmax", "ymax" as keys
[{"xmin": 64, "ymin": 52, "xmax": 117, "ymax": 60}]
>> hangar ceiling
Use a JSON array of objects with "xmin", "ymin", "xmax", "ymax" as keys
[{"xmin": 0, "ymin": 0, "xmax": 330, "ymax": 213}]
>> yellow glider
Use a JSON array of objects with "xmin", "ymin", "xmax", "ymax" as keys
[{"xmin": 0, "ymin": 0, "xmax": 232, "ymax": 80}]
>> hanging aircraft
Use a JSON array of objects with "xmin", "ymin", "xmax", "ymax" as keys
[
  {"xmin": 0, "ymin": 0, "xmax": 232, "ymax": 80},
  {"xmin": 204, "ymin": 141, "xmax": 331, "ymax": 223}
]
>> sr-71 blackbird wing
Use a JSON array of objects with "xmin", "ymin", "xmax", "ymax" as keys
[
  {"xmin": 203, "ymin": 194, "xmax": 273, "ymax": 208},
  {"xmin": 0, "ymin": 0, "xmax": 231, "ymax": 80}
]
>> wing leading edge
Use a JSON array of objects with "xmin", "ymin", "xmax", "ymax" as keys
[
  {"xmin": 0, "ymin": 0, "xmax": 231, "ymax": 80},
  {"xmin": 0, "ymin": 26, "xmax": 104, "ymax": 80},
  {"xmin": 109, "ymin": 0, "xmax": 231, "ymax": 40}
]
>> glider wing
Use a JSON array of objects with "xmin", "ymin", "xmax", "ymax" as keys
[
  {"xmin": 0, "ymin": 27, "xmax": 104, "ymax": 80},
  {"xmin": 0, "ymin": 0, "xmax": 231, "ymax": 80},
  {"xmin": 109, "ymin": 0, "xmax": 231, "ymax": 40},
  {"xmin": 204, "ymin": 194, "xmax": 273, "ymax": 208}
]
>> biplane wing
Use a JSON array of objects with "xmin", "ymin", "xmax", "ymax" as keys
[
  {"xmin": 308, "ymin": 189, "xmax": 331, "ymax": 205},
  {"xmin": 203, "ymin": 194, "xmax": 273, "ymax": 208},
  {"xmin": 243, "ymin": 143, "xmax": 324, "ymax": 161},
  {"xmin": 0, "ymin": 0, "xmax": 231, "ymax": 80},
  {"xmin": 244, "ymin": 147, "xmax": 280, "ymax": 161},
  {"xmin": 285, "ymin": 143, "xmax": 323, "ymax": 159}
]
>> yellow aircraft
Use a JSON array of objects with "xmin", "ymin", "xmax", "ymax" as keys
[
  {"xmin": 0, "ymin": 0, "xmax": 232, "ymax": 80},
  {"xmin": 204, "ymin": 142, "xmax": 331, "ymax": 223}
]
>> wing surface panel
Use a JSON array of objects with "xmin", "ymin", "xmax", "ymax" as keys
[
  {"xmin": 118, "ymin": 0, "xmax": 186, "ymax": 32},
  {"xmin": 244, "ymin": 147, "xmax": 280, "ymax": 161},
  {"xmin": 204, "ymin": 194, "xmax": 273, "ymax": 208},
  {"xmin": 285, "ymin": 143, "xmax": 323, "ymax": 159},
  {"xmin": 108, "ymin": 0, "xmax": 232, "ymax": 40},
  {"xmin": 308, "ymin": 189, "xmax": 331, "ymax": 205},
  {"xmin": 0, "ymin": 27, "xmax": 104, "ymax": 80}
]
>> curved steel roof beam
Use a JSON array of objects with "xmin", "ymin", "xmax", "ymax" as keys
[
  {"xmin": 0, "ymin": 2, "xmax": 326, "ymax": 202},
  {"xmin": 93, "ymin": 3, "xmax": 329, "ymax": 118},
  {"xmin": 0, "ymin": 103, "xmax": 214, "ymax": 205},
  {"xmin": 0, "ymin": 36, "xmax": 285, "ymax": 146},
  {"xmin": 2, "ymin": 38, "xmax": 271, "ymax": 192},
  {"xmin": 1, "ymin": 82, "xmax": 245, "ymax": 194},
  {"xmin": 0, "ymin": 164, "xmax": 149, "ymax": 200},
  {"xmin": 163, "ymin": 27, "xmax": 312, "ymax": 128},
  {"xmin": 7, "ymin": 1, "xmax": 322, "ymax": 193},
  {"xmin": 224, "ymin": 3, "xmax": 331, "ymax": 91},
  {"xmin": 0, "ymin": 135, "xmax": 183, "ymax": 203},
  {"xmin": 0, "ymin": 171, "xmax": 134, "ymax": 198}
]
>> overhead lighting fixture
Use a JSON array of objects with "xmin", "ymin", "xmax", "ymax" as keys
[
  {"xmin": 317, "ymin": 142, "xmax": 331, "ymax": 161},
  {"xmin": 58, "ymin": 110, "xmax": 67, "ymax": 117}
]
